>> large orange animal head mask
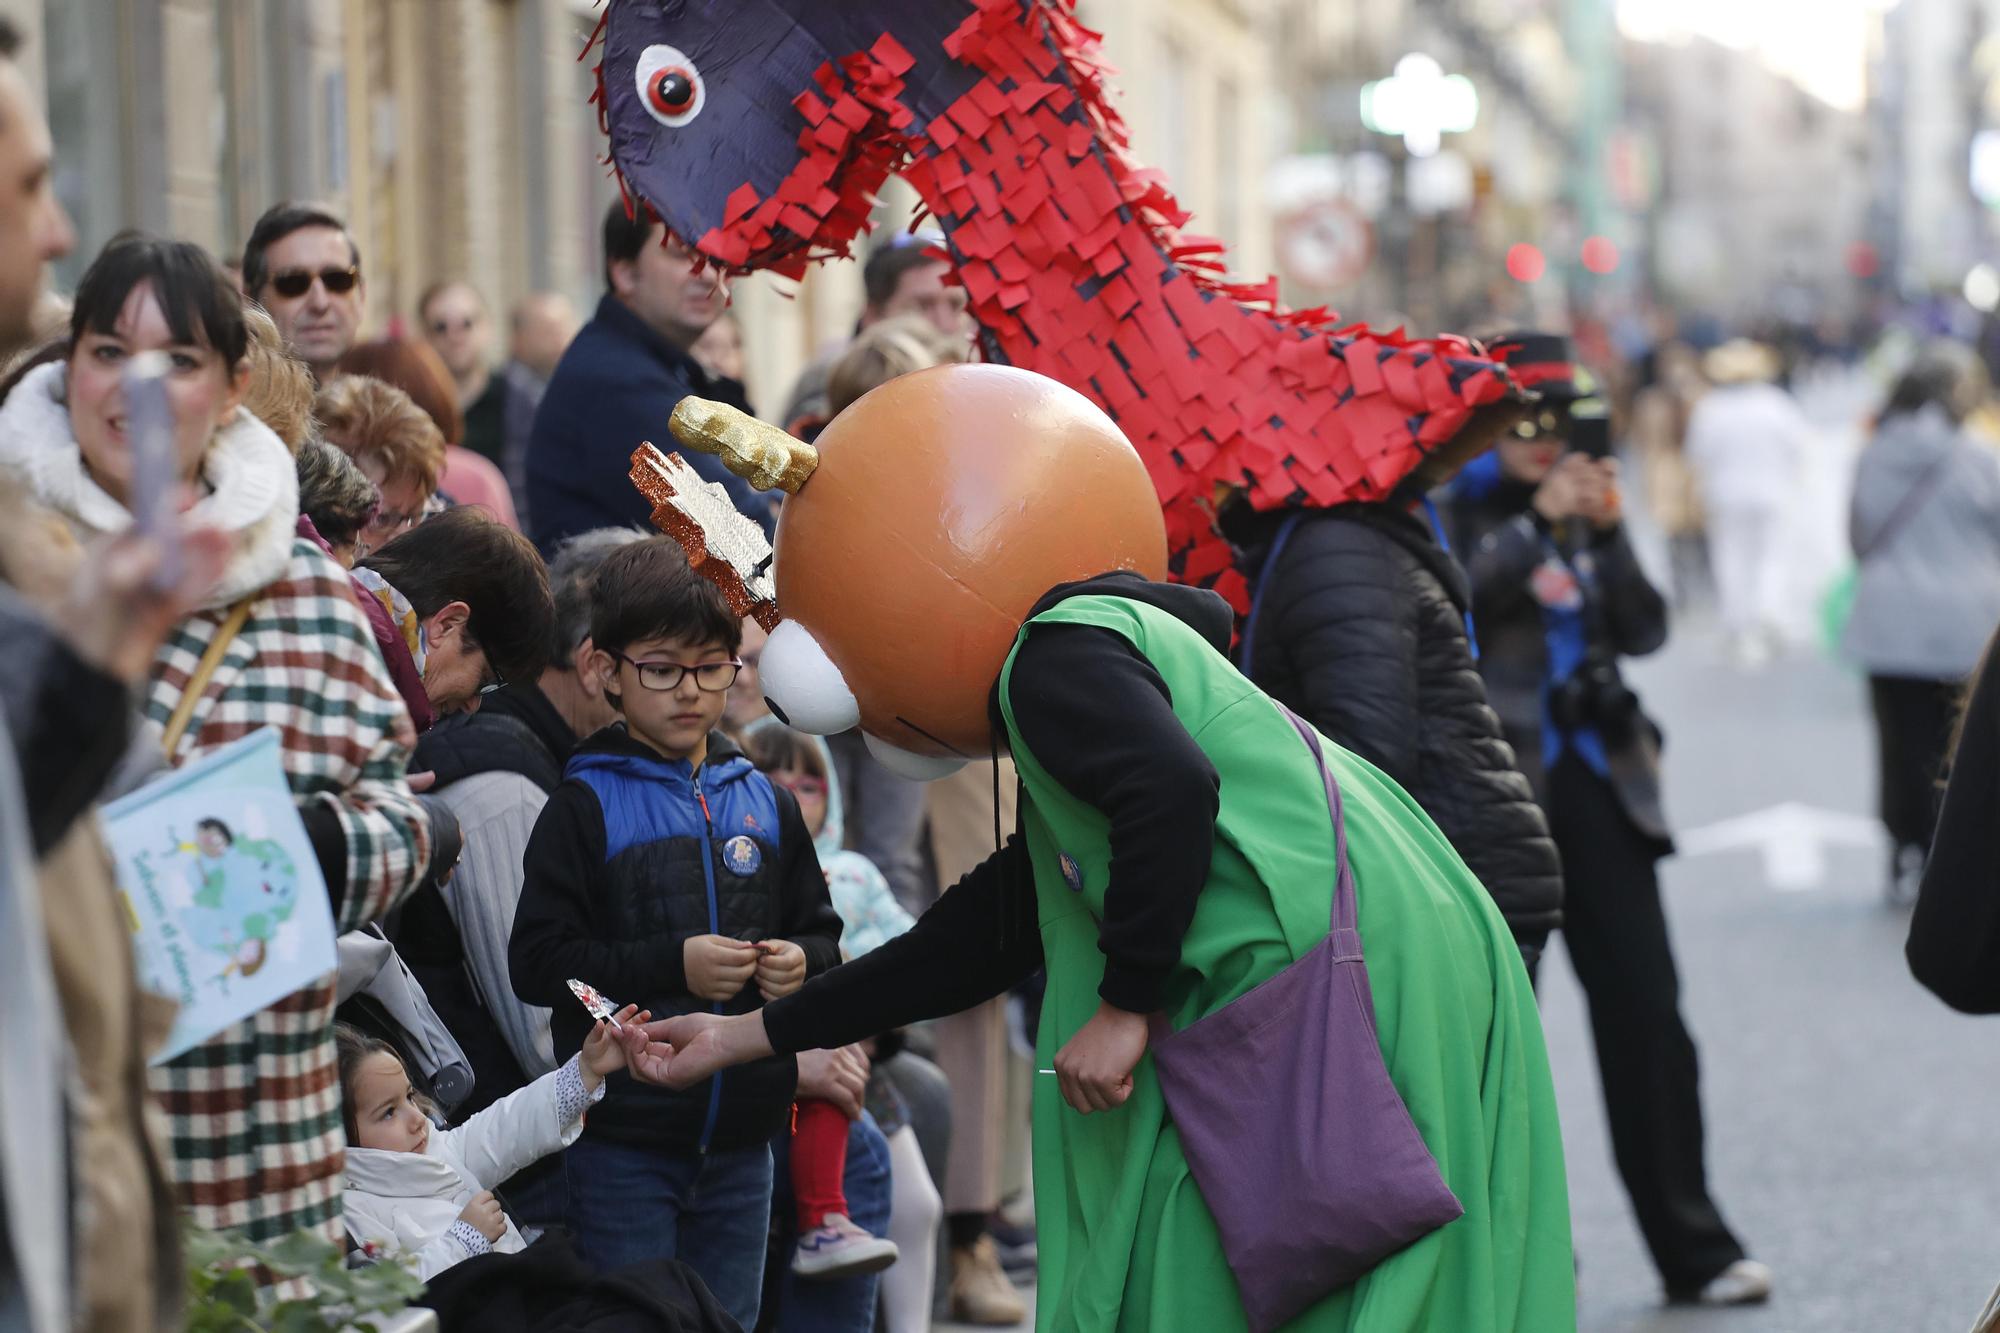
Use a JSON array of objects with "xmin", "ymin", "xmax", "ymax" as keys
[{"xmin": 631, "ymin": 363, "xmax": 1167, "ymax": 778}]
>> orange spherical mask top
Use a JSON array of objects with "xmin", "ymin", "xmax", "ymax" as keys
[{"xmin": 634, "ymin": 363, "xmax": 1167, "ymax": 780}]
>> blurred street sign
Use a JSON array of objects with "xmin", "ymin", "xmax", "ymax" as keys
[
  {"xmin": 1276, "ymin": 199, "xmax": 1374, "ymax": 290},
  {"xmin": 1677, "ymin": 802, "xmax": 1885, "ymax": 891}
]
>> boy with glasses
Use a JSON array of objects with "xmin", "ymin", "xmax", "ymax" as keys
[
  {"xmin": 508, "ymin": 536, "xmax": 843, "ymax": 1329},
  {"xmin": 243, "ymin": 201, "xmax": 366, "ymax": 380}
]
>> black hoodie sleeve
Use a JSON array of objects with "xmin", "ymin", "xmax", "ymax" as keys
[
  {"xmin": 771, "ymin": 785, "xmax": 843, "ymax": 977},
  {"xmin": 1006, "ymin": 623, "xmax": 1220, "ymax": 1014},
  {"xmin": 1908, "ymin": 644, "xmax": 2000, "ymax": 1012},
  {"xmin": 509, "ymin": 782, "xmax": 690, "ymax": 1005},
  {"xmin": 762, "ymin": 836, "xmax": 1041, "ymax": 1053},
  {"xmin": 0, "ymin": 590, "xmax": 132, "ymax": 856}
]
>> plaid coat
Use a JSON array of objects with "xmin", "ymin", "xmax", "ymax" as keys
[{"xmin": 143, "ymin": 536, "xmax": 431, "ymax": 1244}]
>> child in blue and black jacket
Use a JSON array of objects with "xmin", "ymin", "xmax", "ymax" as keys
[{"xmin": 509, "ymin": 538, "xmax": 842, "ymax": 1329}]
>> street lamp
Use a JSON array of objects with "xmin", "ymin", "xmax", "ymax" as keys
[{"xmin": 1360, "ymin": 54, "xmax": 1479, "ymax": 159}]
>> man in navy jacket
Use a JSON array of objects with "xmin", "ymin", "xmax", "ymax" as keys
[{"xmin": 526, "ymin": 201, "xmax": 774, "ymax": 550}]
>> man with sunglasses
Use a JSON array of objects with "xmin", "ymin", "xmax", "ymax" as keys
[{"xmin": 243, "ymin": 201, "xmax": 366, "ymax": 381}]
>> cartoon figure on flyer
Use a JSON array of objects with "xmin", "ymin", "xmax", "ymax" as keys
[{"xmin": 165, "ymin": 816, "xmax": 300, "ymax": 983}]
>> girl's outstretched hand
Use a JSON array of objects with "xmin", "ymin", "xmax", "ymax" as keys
[{"xmin": 581, "ymin": 1005, "xmax": 646, "ymax": 1090}]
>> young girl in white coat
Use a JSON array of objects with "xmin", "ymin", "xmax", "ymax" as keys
[{"xmin": 336, "ymin": 1007, "xmax": 641, "ymax": 1279}]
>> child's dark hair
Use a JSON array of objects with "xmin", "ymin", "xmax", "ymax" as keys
[
  {"xmin": 334, "ymin": 1023, "xmax": 434, "ymax": 1143},
  {"xmin": 196, "ymin": 817, "xmax": 233, "ymax": 843},
  {"xmin": 71, "ymin": 232, "xmax": 249, "ymax": 371},
  {"xmin": 741, "ymin": 725, "xmax": 829, "ymax": 784},
  {"xmin": 588, "ymin": 536, "xmax": 740, "ymax": 660}
]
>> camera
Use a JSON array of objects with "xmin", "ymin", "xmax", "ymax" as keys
[{"xmin": 1547, "ymin": 653, "xmax": 1642, "ymax": 740}]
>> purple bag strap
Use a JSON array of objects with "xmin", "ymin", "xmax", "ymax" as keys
[{"xmin": 1273, "ymin": 704, "xmax": 1360, "ymax": 956}]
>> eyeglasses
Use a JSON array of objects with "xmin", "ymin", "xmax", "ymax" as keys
[
  {"xmin": 429, "ymin": 316, "xmax": 477, "ymax": 336},
  {"xmin": 612, "ymin": 652, "xmax": 741, "ymax": 692},
  {"xmin": 772, "ymin": 775, "xmax": 827, "ymax": 800},
  {"xmin": 268, "ymin": 266, "xmax": 360, "ymax": 299}
]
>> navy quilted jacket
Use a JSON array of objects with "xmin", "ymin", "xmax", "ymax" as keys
[{"xmin": 509, "ymin": 725, "xmax": 842, "ymax": 1151}]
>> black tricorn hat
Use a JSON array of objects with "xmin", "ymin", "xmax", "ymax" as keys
[{"xmin": 1486, "ymin": 331, "xmax": 1583, "ymax": 403}]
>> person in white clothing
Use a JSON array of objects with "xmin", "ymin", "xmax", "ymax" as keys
[
  {"xmin": 1684, "ymin": 339, "xmax": 1814, "ymax": 666},
  {"xmin": 336, "ymin": 1005, "xmax": 639, "ymax": 1280}
]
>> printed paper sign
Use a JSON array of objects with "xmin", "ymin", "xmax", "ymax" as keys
[{"xmin": 99, "ymin": 727, "xmax": 336, "ymax": 1062}]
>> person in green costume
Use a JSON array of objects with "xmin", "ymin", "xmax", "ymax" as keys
[{"xmin": 622, "ymin": 566, "xmax": 1575, "ymax": 1331}]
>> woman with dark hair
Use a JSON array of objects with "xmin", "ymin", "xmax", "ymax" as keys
[
  {"xmin": 338, "ymin": 337, "xmax": 519, "ymax": 530},
  {"xmin": 1844, "ymin": 341, "xmax": 2000, "ymax": 901},
  {"xmin": 0, "ymin": 231, "xmax": 440, "ymax": 1254}
]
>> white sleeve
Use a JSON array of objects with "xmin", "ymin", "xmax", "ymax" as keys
[
  {"xmin": 409, "ymin": 1223, "xmax": 489, "ymax": 1281},
  {"xmin": 433, "ymin": 1054, "xmax": 604, "ymax": 1190}
]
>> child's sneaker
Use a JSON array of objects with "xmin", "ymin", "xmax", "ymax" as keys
[{"xmin": 791, "ymin": 1213, "xmax": 900, "ymax": 1280}]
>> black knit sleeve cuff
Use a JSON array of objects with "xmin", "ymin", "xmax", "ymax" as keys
[{"xmin": 1097, "ymin": 959, "xmax": 1169, "ymax": 1015}]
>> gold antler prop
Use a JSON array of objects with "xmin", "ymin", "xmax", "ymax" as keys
[{"xmin": 668, "ymin": 396, "xmax": 820, "ymax": 494}]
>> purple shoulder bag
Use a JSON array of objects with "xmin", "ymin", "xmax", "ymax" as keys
[{"xmin": 1148, "ymin": 705, "xmax": 1464, "ymax": 1333}]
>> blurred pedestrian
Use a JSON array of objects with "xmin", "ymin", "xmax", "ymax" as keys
[
  {"xmin": 780, "ymin": 237, "xmax": 971, "ymax": 440},
  {"xmin": 500, "ymin": 292, "xmax": 579, "ymax": 521},
  {"xmin": 1908, "ymin": 630, "xmax": 2000, "ymax": 1011},
  {"xmin": 420, "ymin": 280, "xmax": 507, "ymax": 466},
  {"xmin": 0, "ymin": 23, "xmax": 71, "ymax": 364},
  {"xmin": 1685, "ymin": 338, "xmax": 1812, "ymax": 667},
  {"xmin": 1452, "ymin": 332, "xmax": 1769, "ymax": 1309},
  {"xmin": 1844, "ymin": 343, "xmax": 2000, "ymax": 900},
  {"xmin": 690, "ymin": 309, "xmax": 747, "ymax": 389},
  {"xmin": 1629, "ymin": 341, "xmax": 1710, "ymax": 605},
  {"xmin": 242, "ymin": 201, "xmax": 365, "ymax": 381},
  {"xmin": 337, "ymin": 335, "xmax": 519, "ymax": 531},
  {"xmin": 527, "ymin": 202, "xmax": 770, "ymax": 551},
  {"xmin": 0, "ymin": 231, "xmax": 441, "ymax": 1252},
  {"xmin": 314, "ymin": 372, "xmax": 446, "ymax": 559}
]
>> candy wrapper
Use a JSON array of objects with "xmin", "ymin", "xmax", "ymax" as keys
[{"xmin": 567, "ymin": 978, "xmax": 627, "ymax": 1030}]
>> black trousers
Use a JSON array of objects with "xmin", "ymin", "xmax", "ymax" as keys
[
  {"xmin": 1867, "ymin": 673, "xmax": 1961, "ymax": 856},
  {"xmin": 1545, "ymin": 754, "xmax": 1747, "ymax": 1293}
]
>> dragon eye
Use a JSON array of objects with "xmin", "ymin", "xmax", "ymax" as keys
[{"xmin": 635, "ymin": 44, "xmax": 704, "ymax": 127}]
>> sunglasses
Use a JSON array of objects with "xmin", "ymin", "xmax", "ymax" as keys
[{"xmin": 268, "ymin": 266, "xmax": 360, "ymax": 299}]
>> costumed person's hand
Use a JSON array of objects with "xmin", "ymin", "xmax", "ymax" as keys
[
  {"xmin": 1579, "ymin": 458, "xmax": 1624, "ymax": 531},
  {"xmin": 580, "ymin": 1006, "xmax": 646, "ymax": 1091},
  {"xmin": 796, "ymin": 1044, "xmax": 870, "ymax": 1119},
  {"xmin": 625, "ymin": 1011, "xmax": 775, "ymax": 1090},
  {"xmin": 63, "ymin": 516, "xmax": 230, "ymax": 684},
  {"xmin": 753, "ymin": 938, "xmax": 808, "ymax": 1000},
  {"xmin": 458, "ymin": 1190, "xmax": 506, "ymax": 1243},
  {"xmin": 1054, "ymin": 1001, "xmax": 1151, "ymax": 1114},
  {"xmin": 684, "ymin": 934, "xmax": 760, "ymax": 1001},
  {"xmin": 1531, "ymin": 453, "xmax": 1592, "ymax": 526}
]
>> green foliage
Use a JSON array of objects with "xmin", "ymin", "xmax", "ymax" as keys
[{"xmin": 183, "ymin": 1222, "xmax": 426, "ymax": 1332}]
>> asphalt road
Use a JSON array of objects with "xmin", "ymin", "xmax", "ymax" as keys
[{"xmin": 1545, "ymin": 611, "xmax": 2000, "ymax": 1333}]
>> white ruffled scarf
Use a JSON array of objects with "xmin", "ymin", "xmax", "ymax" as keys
[{"xmin": 0, "ymin": 360, "xmax": 298, "ymax": 608}]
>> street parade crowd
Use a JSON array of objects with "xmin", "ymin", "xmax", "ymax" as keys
[{"xmin": 11, "ymin": 6, "xmax": 2000, "ymax": 1333}]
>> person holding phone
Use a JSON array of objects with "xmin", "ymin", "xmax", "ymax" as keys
[{"xmin": 1446, "ymin": 332, "xmax": 1769, "ymax": 1308}]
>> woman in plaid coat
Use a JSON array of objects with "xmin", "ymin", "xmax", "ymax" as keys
[{"xmin": 0, "ymin": 235, "xmax": 436, "ymax": 1246}]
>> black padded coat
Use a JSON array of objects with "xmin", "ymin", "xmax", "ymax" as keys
[{"xmin": 1231, "ymin": 503, "xmax": 1564, "ymax": 956}]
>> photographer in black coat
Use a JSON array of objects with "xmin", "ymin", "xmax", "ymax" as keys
[{"xmin": 1447, "ymin": 332, "xmax": 1767, "ymax": 1308}]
